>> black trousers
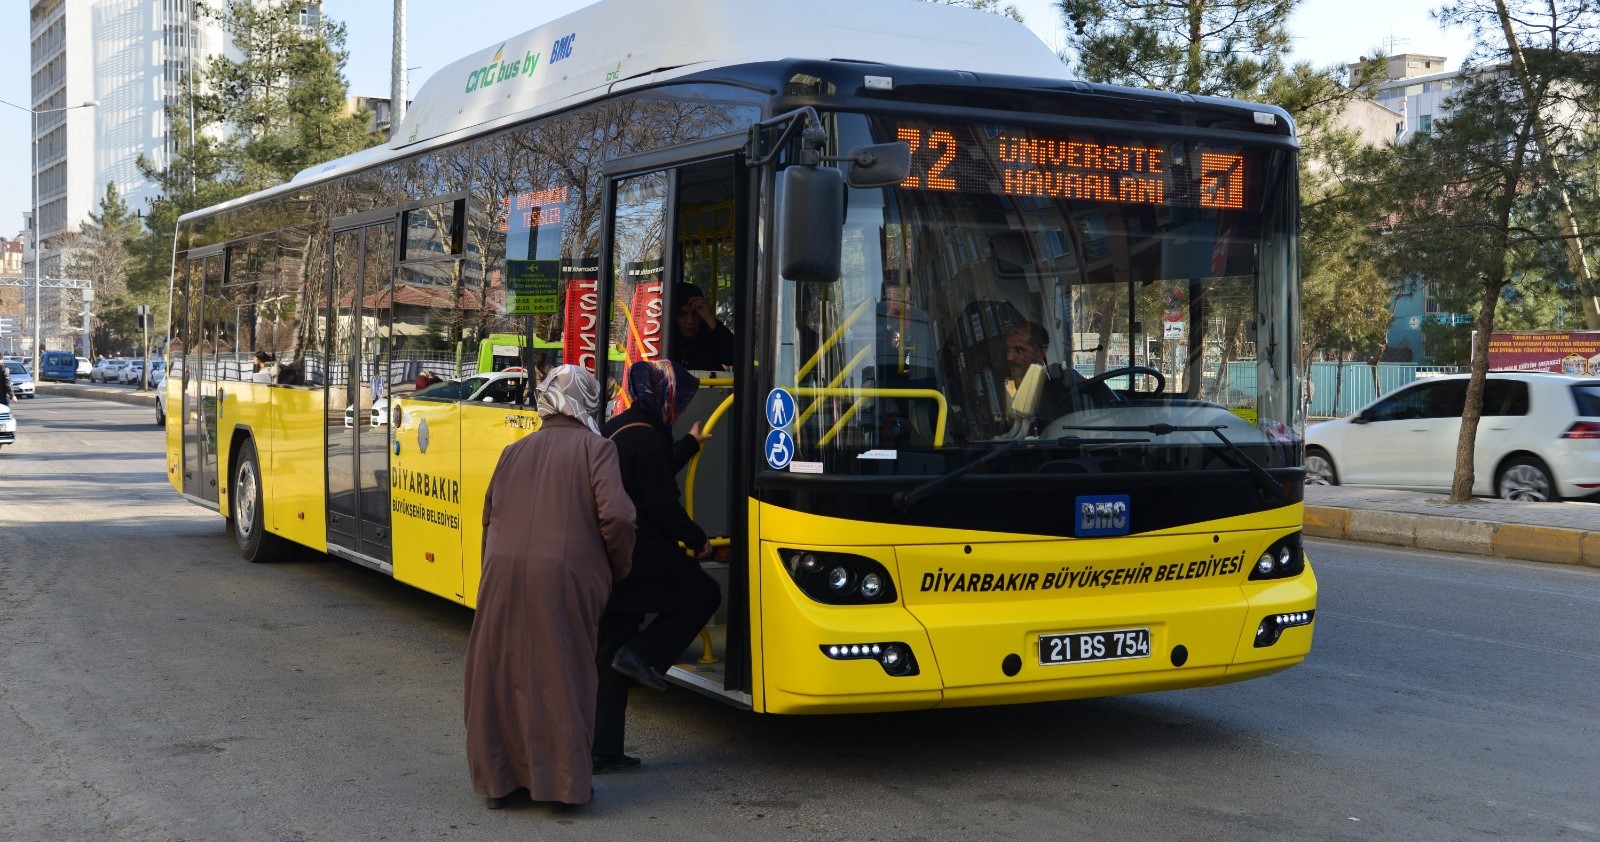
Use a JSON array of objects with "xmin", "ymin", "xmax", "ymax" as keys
[{"xmin": 593, "ymin": 566, "xmax": 721, "ymax": 757}]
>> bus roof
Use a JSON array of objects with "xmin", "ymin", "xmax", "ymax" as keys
[
  {"xmin": 389, "ymin": 0, "xmax": 1070, "ymax": 152},
  {"xmin": 183, "ymin": 0, "xmax": 1071, "ymax": 223}
]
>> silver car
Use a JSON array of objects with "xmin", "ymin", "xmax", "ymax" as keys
[{"xmin": 3, "ymin": 361, "xmax": 35, "ymax": 399}]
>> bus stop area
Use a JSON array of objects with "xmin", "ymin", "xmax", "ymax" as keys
[{"xmin": 32, "ymin": 383, "xmax": 1597, "ymax": 567}]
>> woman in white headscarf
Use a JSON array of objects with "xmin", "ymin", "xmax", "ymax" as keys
[{"xmin": 464, "ymin": 365, "xmax": 636, "ymax": 811}]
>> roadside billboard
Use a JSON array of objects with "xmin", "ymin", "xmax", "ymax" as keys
[{"xmin": 1484, "ymin": 331, "xmax": 1600, "ymax": 375}]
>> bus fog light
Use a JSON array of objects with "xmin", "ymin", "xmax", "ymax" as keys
[
  {"xmin": 1255, "ymin": 553, "xmax": 1275, "ymax": 575},
  {"xmin": 820, "ymin": 642, "xmax": 920, "ymax": 676},
  {"xmin": 859, "ymin": 573, "xmax": 883, "ymax": 599}
]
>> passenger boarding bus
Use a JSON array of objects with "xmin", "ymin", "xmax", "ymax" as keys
[{"xmin": 164, "ymin": 0, "xmax": 1314, "ymax": 713}]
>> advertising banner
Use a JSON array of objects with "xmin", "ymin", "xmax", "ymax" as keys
[{"xmin": 1485, "ymin": 331, "xmax": 1600, "ymax": 375}]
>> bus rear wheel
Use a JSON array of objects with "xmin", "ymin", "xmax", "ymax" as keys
[{"xmin": 233, "ymin": 438, "xmax": 291, "ymax": 562}]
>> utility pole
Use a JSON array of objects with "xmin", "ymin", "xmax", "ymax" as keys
[{"xmin": 391, "ymin": 0, "xmax": 407, "ymax": 137}]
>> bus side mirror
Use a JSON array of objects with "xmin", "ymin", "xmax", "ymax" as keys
[
  {"xmin": 843, "ymin": 142, "xmax": 911, "ymax": 188},
  {"xmin": 778, "ymin": 165, "xmax": 843, "ymax": 283}
]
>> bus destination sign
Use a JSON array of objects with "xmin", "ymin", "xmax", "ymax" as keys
[{"xmin": 895, "ymin": 125, "xmax": 1248, "ymax": 210}]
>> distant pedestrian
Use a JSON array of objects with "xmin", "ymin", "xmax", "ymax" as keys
[
  {"xmin": 0, "ymin": 360, "xmax": 12, "ymax": 406},
  {"xmin": 463, "ymin": 365, "xmax": 636, "ymax": 811}
]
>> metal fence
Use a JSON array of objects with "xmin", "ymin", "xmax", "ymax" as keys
[{"xmin": 1307, "ymin": 362, "xmax": 1461, "ymax": 417}]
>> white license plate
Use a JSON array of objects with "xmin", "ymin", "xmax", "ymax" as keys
[{"xmin": 1038, "ymin": 628, "xmax": 1151, "ymax": 665}]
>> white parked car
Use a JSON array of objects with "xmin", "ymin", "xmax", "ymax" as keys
[
  {"xmin": 90, "ymin": 358, "xmax": 130, "ymax": 383},
  {"xmin": 75, "ymin": 357, "xmax": 91, "ymax": 378},
  {"xmin": 119, "ymin": 359, "xmax": 149, "ymax": 385},
  {"xmin": 3, "ymin": 361, "xmax": 35, "ymax": 399},
  {"xmin": 1306, "ymin": 372, "xmax": 1600, "ymax": 502},
  {"xmin": 0, "ymin": 403, "xmax": 15, "ymax": 448}
]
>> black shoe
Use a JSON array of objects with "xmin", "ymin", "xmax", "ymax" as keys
[
  {"xmin": 592, "ymin": 753, "xmax": 641, "ymax": 774},
  {"xmin": 485, "ymin": 795, "xmax": 504, "ymax": 810},
  {"xmin": 611, "ymin": 646, "xmax": 670, "ymax": 691}
]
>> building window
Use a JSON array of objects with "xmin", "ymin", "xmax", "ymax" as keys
[{"xmin": 1418, "ymin": 114, "xmax": 1433, "ymax": 134}]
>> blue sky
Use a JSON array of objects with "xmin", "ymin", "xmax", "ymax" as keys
[{"xmin": 0, "ymin": 0, "xmax": 1472, "ymax": 239}]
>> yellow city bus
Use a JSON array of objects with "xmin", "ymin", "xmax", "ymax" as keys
[{"xmin": 164, "ymin": 0, "xmax": 1315, "ymax": 713}]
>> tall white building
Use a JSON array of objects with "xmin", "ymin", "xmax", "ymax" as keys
[{"xmin": 25, "ymin": 0, "xmax": 229, "ymax": 345}]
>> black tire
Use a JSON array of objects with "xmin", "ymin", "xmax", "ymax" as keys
[
  {"xmin": 232, "ymin": 438, "xmax": 292, "ymax": 562},
  {"xmin": 1304, "ymin": 446, "xmax": 1339, "ymax": 486},
  {"xmin": 154, "ymin": 402, "xmax": 165, "ymax": 427},
  {"xmin": 1496, "ymin": 455, "xmax": 1557, "ymax": 503}
]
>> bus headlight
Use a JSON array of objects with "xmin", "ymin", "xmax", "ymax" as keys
[
  {"xmin": 783, "ymin": 549, "xmax": 897, "ymax": 605},
  {"xmin": 1248, "ymin": 532, "xmax": 1305, "ymax": 580}
]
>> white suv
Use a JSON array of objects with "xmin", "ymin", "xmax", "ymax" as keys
[{"xmin": 1306, "ymin": 372, "xmax": 1600, "ymax": 502}]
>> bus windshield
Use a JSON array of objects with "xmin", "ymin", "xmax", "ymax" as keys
[{"xmin": 771, "ymin": 113, "xmax": 1300, "ymax": 477}]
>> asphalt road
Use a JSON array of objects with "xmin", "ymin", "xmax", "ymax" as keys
[{"xmin": 2, "ymin": 395, "xmax": 1598, "ymax": 841}]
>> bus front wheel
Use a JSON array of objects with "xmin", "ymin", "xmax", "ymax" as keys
[{"xmin": 232, "ymin": 438, "xmax": 291, "ymax": 562}]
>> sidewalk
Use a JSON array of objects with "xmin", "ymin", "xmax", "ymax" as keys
[
  {"xmin": 36, "ymin": 380, "xmax": 158, "ymax": 408},
  {"xmin": 1306, "ymin": 485, "xmax": 1600, "ymax": 568}
]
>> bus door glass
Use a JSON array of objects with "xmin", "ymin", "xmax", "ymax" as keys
[
  {"xmin": 603, "ymin": 157, "xmax": 747, "ymax": 690},
  {"xmin": 184, "ymin": 254, "xmax": 223, "ymax": 504},
  {"xmin": 326, "ymin": 220, "xmax": 397, "ymax": 561}
]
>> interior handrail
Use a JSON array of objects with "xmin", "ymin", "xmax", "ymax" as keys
[{"xmin": 792, "ymin": 386, "xmax": 948, "ymax": 449}]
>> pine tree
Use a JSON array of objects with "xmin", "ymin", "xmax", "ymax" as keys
[
  {"xmin": 1060, "ymin": 0, "xmax": 1295, "ymax": 97},
  {"xmin": 62, "ymin": 183, "xmax": 144, "ymax": 355},
  {"xmin": 130, "ymin": 1, "xmax": 380, "ymax": 315}
]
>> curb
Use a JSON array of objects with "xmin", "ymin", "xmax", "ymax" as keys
[
  {"xmin": 1306, "ymin": 505, "xmax": 1600, "ymax": 568},
  {"xmin": 36, "ymin": 382, "xmax": 158, "ymax": 408}
]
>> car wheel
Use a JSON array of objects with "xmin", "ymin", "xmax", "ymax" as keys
[
  {"xmin": 155, "ymin": 400, "xmax": 165, "ymax": 427},
  {"xmin": 232, "ymin": 438, "xmax": 293, "ymax": 562},
  {"xmin": 1305, "ymin": 447, "xmax": 1339, "ymax": 486},
  {"xmin": 1497, "ymin": 456, "xmax": 1557, "ymax": 503}
]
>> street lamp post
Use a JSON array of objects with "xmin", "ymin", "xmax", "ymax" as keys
[{"xmin": 1, "ymin": 98, "xmax": 98, "ymax": 375}]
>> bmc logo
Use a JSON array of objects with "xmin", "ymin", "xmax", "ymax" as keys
[
  {"xmin": 1075, "ymin": 495, "xmax": 1130, "ymax": 537},
  {"xmin": 551, "ymin": 33, "xmax": 576, "ymax": 63}
]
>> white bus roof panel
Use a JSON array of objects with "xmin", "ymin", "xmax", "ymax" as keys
[{"xmin": 391, "ymin": 0, "xmax": 1071, "ymax": 150}]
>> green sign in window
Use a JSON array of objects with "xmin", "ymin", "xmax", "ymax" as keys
[{"xmin": 506, "ymin": 260, "xmax": 559, "ymax": 315}]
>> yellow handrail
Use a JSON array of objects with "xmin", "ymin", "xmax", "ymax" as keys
[
  {"xmin": 685, "ymin": 392, "xmax": 736, "ymax": 519},
  {"xmin": 792, "ymin": 386, "xmax": 949, "ymax": 448},
  {"xmin": 795, "ymin": 298, "xmax": 872, "ymax": 384},
  {"xmin": 794, "ymin": 344, "xmax": 872, "ymax": 430}
]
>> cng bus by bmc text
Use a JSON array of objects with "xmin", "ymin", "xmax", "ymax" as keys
[{"xmin": 164, "ymin": 0, "xmax": 1316, "ymax": 713}]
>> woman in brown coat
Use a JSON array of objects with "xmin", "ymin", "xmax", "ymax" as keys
[{"xmin": 464, "ymin": 365, "xmax": 636, "ymax": 810}]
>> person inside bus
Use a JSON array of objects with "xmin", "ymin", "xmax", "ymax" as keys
[
  {"xmin": 250, "ymin": 351, "xmax": 276, "ymax": 384},
  {"xmin": 1002, "ymin": 319, "xmax": 1090, "ymax": 430},
  {"xmin": 464, "ymin": 365, "xmax": 637, "ymax": 812},
  {"xmin": 594, "ymin": 359, "xmax": 720, "ymax": 775},
  {"xmin": 671, "ymin": 282, "xmax": 736, "ymax": 372}
]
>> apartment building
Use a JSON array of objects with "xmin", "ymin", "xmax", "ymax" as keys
[{"xmin": 24, "ymin": 0, "xmax": 230, "ymax": 345}]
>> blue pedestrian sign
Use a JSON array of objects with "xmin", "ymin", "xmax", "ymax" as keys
[
  {"xmin": 765, "ymin": 388, "xmax": 796, "ymax": 429},
  {"xmin": 764, "ymin": 429, "xmax": 795, "ymax": 470}
]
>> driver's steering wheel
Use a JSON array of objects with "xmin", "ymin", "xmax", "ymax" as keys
[{"xmin": 1079, "ymin": 365, "xmax": 1166, "ymax": 398}]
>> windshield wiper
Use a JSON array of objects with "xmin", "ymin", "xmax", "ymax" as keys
[
  {"xmin": 892, "ymin": 436, "xmax": 1137, "ymax": 512},
  {"xmin": 1056, "ymin": 423, "xmax": 1284, "ymax": 500}
]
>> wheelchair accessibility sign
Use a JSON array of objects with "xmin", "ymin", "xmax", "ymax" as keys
[{"xmin": 764, "ymin": 429, "xmax": 795, "ymax": 470}]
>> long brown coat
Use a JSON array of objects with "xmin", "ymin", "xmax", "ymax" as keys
[{"xmin": 464, "ymin": 415, "xmax": 636, "ymax": 804}]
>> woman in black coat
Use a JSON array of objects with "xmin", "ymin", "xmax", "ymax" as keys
[{"xmin": 594, "ymin": 359, "xmax": 721, "ymax": 774}]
